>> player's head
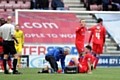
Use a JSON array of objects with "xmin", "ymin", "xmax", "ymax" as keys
[
  {"xmin": 7, "ymin": 16, "xmax": 12, "ymax": 23},
  {"xmin": 0, "ymin": 18, "xmax": 6, "ymax": 26},
  {"xmin": 97, "ymin": 18, "xmax": 103, "ymax": 25},
  {"xmin": 15, "ymin": 24, "xmax": 20, "ymax": 31},
  {"xmin": 64, "ymin": 47, "xmax": 71, "ymax": 55},
  {"xmin": 84, "ymin": 45, "xmax": 92, "ymax": 53},
  {"xmin": 80, "ymin": 19, "xmax": 86, "ymax": 27}
]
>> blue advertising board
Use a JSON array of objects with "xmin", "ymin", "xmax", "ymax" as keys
[{"xmin": 98, "ymin": 56, "xmax": 120, "ymax": 67}]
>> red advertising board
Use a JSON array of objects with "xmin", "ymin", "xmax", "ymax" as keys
[
  {"xmin": 0, "ymin": 11, "xmax": 90, "ymax": 44},
  {"xmin": 0, "ymin": 11, "xmax": 15, "ymax": 21},
  {"xmin": 18, "ymin": 12, "xmax": 80, "ymax": 44}
]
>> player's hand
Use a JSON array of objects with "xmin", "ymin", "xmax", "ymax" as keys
[
  {"xmin": 16, "ymin": 40, "xmax": 19, "ymax": 44},
  {"xmin": 15, "ymin": 43, "xmax": 18, "ymax": 46}
]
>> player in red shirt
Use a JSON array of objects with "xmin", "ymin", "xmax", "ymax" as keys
[
  {"xmin": 75, "ymin": 19, "xmax": 87, "ymax": 57},
  {"xmin": 88, "ymin": 18, "xmax": 106, "ymax": 69},
  {"xmin": 78, "ymin": 46, "xmax": 94, "ymax": 74},
  {"xmin": 68, "ymin": 45, "xmax": 94, "ymax": 74}
]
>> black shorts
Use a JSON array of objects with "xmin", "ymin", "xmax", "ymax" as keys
[
  {"xmin": 3, "ymin": 41, "xmax": 17, "ymax": 55},
  {"xmin": 0, "ymin": 54, "xmax": 3, "ymax": 59}
]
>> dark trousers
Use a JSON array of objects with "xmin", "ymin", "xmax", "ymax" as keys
[
  {"xmin": 103, "ymin": 3, "xmax": 109, "ymax": 11},
  {"xmin": 45, "ymin": 56, "xmax": 58, "ymax": 72}
]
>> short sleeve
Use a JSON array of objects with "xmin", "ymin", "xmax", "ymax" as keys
[{"xmin": 11, "ymin": 25, "xmax": 15, "ymax": 35}]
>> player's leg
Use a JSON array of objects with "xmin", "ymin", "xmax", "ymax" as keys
[
  {"xmin": 55, "ymin": 62, "xmax": 58, "ymax": 71},
  {"xmin": 3, "ymin": 54, "xmax": 9, "ymax": 74},
  {"xmin": 68, "ymin": 57, "xmax": 79, "ymax": 66},
  {"xmin": 10, "ymin": 41, "xmax": 21, "ymax": 74},
  {"xmin": 7, "ymin": 56, "xmax": 13, "ymax": 72},
  {"xmin": 93, "ymin": 44, "xmax": 103, "ymax": 69},
  {"xmin": 94, "ymin": 54, "xmax": 99, "ymax": 69},
  {"xmin": 75, "ymin": 43, "xmax": 84, "ymax": 55},
  {"xmin": 0, "ymin": 54, "xmax": 4, "ymax": 72},
  {"xmin": 15, "ymin": 45, "xmax": 20, "ymax": 68},
  {"xmin": 45, "ymin": 56, "xmax": 57, "ymax": 72},
  {"xmin": 92, "ymin": 43, "xmax": 98, "ymax": 69},
  {"xmin": 78, "ymin": 52, "xmax": 86, "ymax": 63},
  {"xmin": 17, "ymin": 45, "xmax": 22, "ymax": 68},
  {"xmin": 3, "ymin": 41, "xmax": 10, "ymax": 74}
]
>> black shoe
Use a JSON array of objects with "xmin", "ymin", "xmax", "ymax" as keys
[
  {"xmin": 4, "ymin": 71, "xmax": 11, "ymax": 74},
  {"xmin": 12, "ymin": 68, "xmax": 18, "ymax": 72},
  {"xmin": 91, "ymin": 65, "xmax": 93, "ymax": 70},
  {"xmin": 13, "ymin": 71, "xmax": 22, "ymax": 74},
  {"xmin": 38, "ymin": 70, "xmax": 42, "ymax": 73}
]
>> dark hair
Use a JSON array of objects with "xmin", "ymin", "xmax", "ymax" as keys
[
  {"xmin": 0, "ymin": 18, "xmax": 6, "ymax": 26},
  {"xmin": 85, "ymin": 45, "xmax": 92, "ymax": 51},
  {"xmin": 97, "ymin": 18, "xmax": 103, "ymax": 23}
]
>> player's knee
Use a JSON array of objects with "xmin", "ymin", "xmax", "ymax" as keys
[
  {"xmin": 18, "ymin": 52, "xmax": 22, "ymax": 56},
  {"xmin": 3, "ymin": 54, "xmax": 9, "ymax": 59},
  {"xmin": 13, "ymin": 54, "xmax": 18, "ymax": 59}
]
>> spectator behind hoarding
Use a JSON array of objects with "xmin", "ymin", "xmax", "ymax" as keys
[
  {"xmin": 112, "ymin": 2, "xmax": 120, "ymax": 9},
  {"xmin": 30, "ymin": 0, "xmax": 37, "ymax": 9},
  {"xmin": 51, "ymin": 0, "xmax": 67, "ymax": 10},
  {"xmin": 102, "ymin": 0, "xmax": 111, "ymax": 11},
  {"xmin": 36, "ymin": 0, "xmax": 49, "ymax": 10}
]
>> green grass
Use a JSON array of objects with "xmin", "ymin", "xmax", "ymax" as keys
[{"xmin": 0, "ymin": 68, "xmax": 120, "ymax": 80}]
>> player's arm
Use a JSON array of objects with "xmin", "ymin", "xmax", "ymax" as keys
[
  {"xmin": 76, "ymin": 27, "xmax": 82, "ymax": 33},
  {"xmin": 21, "ymin": 31, "xmax": 24, "ymax": 47},
  {"xmin": 87, "ymin": 59, "xmax": 92, "ymax": 74},
  {"xmin": 11, "ymin": 26, "xmax": 18, "ymax": 44},
  {"xmin": 88, "ymin": 27, "xmax": 93, "ymax": 45},
  {"xmin": 12, "ymin": 35, "xmax": 18, "ymax": 44},
  {"xmin": 88, "ymin": 32, "xmax": 92, "ymax": 45},
  {"xmin": 103, "ymin": 27, "xmax": 106, "ymax": 44}
]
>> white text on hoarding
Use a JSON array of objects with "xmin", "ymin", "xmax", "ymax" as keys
[{"xmin": 21, "ymin": 22, "xmax": 58, "ymax": 29}]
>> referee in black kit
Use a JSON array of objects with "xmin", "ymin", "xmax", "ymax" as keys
[{"xmin": 0, "ymin": 16, "xmax": 21, "ymax": 74}]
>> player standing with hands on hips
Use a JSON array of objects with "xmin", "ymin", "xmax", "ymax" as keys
[
  {"xmin": 75, "ymin": 19, "xmax": 87, "ymax": 57},
  {"xmin": 88, "ymin": 18, "xmax": 106, "ymax": 69},
  {"xmin": 0, "ymin": 16, "xmax": 22, "ymax": 74}
]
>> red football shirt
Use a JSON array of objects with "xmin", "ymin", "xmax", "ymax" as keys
[
  {"xmin": 81, "ymin": 53, "xmax": 94, "ymax": 66},
  {"xmin": 75, "ymin": 26, "xmax": 87, "ymax": 53},
  {"xmin": 78, "ymin": 53, "xmax": 94, "ymax": 73},
  {"xmin": 88, "ymin": 24, "xmax": 106, "ymax": 44},
  {"xmin": 75, "ymin": 26, "xmax": 86, "ymax": 43}
]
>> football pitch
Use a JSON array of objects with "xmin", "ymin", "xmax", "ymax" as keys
[{"xmin": 0, "ymin": 68, "xmax": 119, "ymax": 80}]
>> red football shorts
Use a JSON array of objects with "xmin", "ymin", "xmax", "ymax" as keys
[
  {"xmin": 75, "ymin": 42, "xmax": 84, "ymax": 54},
  {"xmin": 92, "ymin": 43, "xmax": 103, "ymax": 54},
  {"xmin": 78, "ymin": 64, "xmax": 88, "ymax": 73},
  {"xmin": 0, "ymin": 47, "xmax": 3, "ymax": 54}
]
